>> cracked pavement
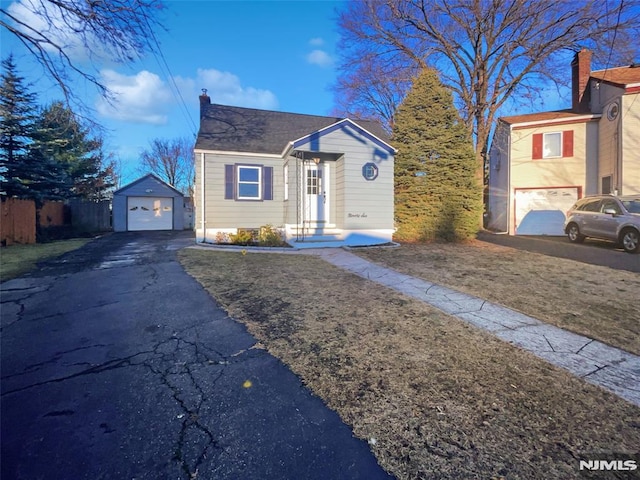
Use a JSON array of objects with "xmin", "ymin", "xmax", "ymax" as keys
[
  {"xmin": 1, "ymin": 231, "xmax": 391, "ymax": 480},
  {"xmin": 310, "ymin": 248, "xmax": 640, "ymax": 407}
]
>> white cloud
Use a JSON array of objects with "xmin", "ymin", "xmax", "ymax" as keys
[
  {"xmin": 175, "ymin": 69, "xmax": 278, "ymax": 110},
  {"xmin": 309, "ymin": 37, "xmax": 324, "ymax": 46},
  {"xmin": 96, "ymin": 70, "xmax": 173, "ymax": 124},
  {"xmin": 8, "ymin": 0, "xmax": 98, "ymax": 62},
  {"xmin": 306, "ymin": 49, "xmax": 334, "ymax": 68}
]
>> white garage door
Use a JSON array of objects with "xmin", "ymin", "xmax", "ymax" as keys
[
  {"xmin": 514, "ymin": 187, "xmax": 579, "ymax": 235},
  {"xmin": 127, "ymin": 197, "xmax": 173, "ymax": 231}
]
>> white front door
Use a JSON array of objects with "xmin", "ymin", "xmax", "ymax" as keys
[{"xmin": 304, "ymin": 162, "xmax": 329, "ymax": 224}]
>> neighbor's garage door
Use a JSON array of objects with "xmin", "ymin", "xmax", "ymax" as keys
[
  {"xmin": 514, "ymin": 187, "xmax": 580, "ymax": 235},
  {"xmin": 127, "ymin": 197, "xmax": 173, "ymax": 231}
]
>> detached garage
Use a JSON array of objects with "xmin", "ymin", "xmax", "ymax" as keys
[{"xmin": 113, "ymin": 174, "xmax": 184, "ymax": 232}]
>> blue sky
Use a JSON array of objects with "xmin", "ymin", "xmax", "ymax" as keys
[{"xmin": 1, "ymin": 0, "xmax": 345, "ymax": 185}]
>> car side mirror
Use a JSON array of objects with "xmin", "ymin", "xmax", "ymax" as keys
[{"xmin": 603, "ymin": 208, "xmax": 617, "ymax": 216}]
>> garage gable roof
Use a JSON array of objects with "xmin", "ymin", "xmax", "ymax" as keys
[
  {"xmin": 195, "ymin": 103, "xmax": 390, "ymax": 155},
  {"xmin": 114, "ymin": 173, "xmax": 183, "ymax": 197}
]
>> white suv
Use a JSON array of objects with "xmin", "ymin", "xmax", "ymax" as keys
[{"xmin": 564, "ymin": 195, "xmax": 640, "ymax": 253}]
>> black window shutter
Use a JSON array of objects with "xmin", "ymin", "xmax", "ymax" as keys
[
  {"xmin": 263, "ymin": 166, "xmax": 273, "ymax": 200},
  {"xmin": 224, "ymin": 165, "xmax": 234, "ymax": 199}
]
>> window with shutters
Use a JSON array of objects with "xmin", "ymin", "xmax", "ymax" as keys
[
  {"xmin": 224, "ymin": 164, "xmax": 273, "ymax": 201},
  {"xmin": 532, "ymin": 130, "xmax": 573, "ymax": 159}
]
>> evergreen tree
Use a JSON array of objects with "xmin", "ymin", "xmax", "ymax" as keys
[
  {"xmin": 31, "ymin": 102, "xmax": 115, "ymax": 200},
  {"xmin": 392, "ymin": 68, "xmax": 482, "ymax": 242},
  {"xmin": 0, "ymin": 54, "xmax": 36, "ymax": 198},
  {"xmin": 0, "ymin": 55, "xmax": 66, "ymax": 201}
]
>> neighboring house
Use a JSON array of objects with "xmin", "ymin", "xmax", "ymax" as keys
[
  {"xmin": 194, "ymin": 93, "xmax": 396, "ymax": 247},
  {"xmin": 113, "ymin": 174, "xmax": 185, "ymax": 232},
  {"xmin": 487, "ymin": 49, "xmax": 640, "ymax": 235}
]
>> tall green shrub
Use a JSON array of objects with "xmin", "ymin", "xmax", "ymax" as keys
[{"xmin": 392, "ymin": 69, "xmax": 482, "ymax": 242}]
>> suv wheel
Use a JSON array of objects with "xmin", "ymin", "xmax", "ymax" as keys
[
  {"xmin": 620, "ymin": 228, "xmax": 640, "ymax": 253},
  {"xmin": 567, "ymin": 223, "xmax": 585, "ymax": 243}
]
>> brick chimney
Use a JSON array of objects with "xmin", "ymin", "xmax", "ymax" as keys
[
  {"xmin": 199, "ymin": 88, "xmax": 210, "ymax": 116},
  {"xmin": 571, "ymin": 49, "xmax": 592, "ymax": 113}
]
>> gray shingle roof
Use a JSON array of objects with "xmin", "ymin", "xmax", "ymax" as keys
[{"xmin": 195, "ymin": 103, "xmax": 390, "ymax": 155}]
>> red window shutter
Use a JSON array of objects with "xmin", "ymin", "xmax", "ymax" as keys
[
  {"xmin": 563, "ymin": 130, "xmax": 574, "ymax": 157},
  {"xmin": 532, "ymin": 133, "xmax": 543, "ymax": 159}
]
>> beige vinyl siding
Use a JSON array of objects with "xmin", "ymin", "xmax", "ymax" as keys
[
  {"xmin": 283, "ymin": 159, "xmax": 296, "ymax": 225},
  {"xmin": 599, "ymin": 100, "xmax": 619, "ymax": 191},
  {"xmin": 622, "ymin": 92, "xmax": 640, "ymax": 194},
  {"xmin": 196, "ymin": 152, "xmax": 283, "ymax": 229},
  {"xmin": 293, "ymin": 124, "xmax": 394, "ymax": 231},
  {"xmin": 509, "ymin": 124, "xmax": 587, "ymax": 189},
  {"xmin": 334, "ymin": 156, "xmax": 346, "ymax": 229}
]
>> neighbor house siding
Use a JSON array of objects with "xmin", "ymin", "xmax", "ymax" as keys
[
  {"xmin": 510, "ymin": 123, "xmax": 589, "ymax": 190},
  {"xmin": 505, "ymin": 122, "xmax": 591, "ymax": 234},
  {"xmin": 622, "ymin": 92, "xmax": 640, "ymax": 194},
  {"xmin": 487, "ymin": 121, "xmax": 511, "ymax": 232},
  {"xmin": 196, "ymin": 152, "xmax": 283, "ymax": 233}
]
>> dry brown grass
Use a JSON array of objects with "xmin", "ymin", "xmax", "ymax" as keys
[
  {"xmin": 354, "ymin": 241, "xmax": 640, "ymax": 356},
  {"xmin": 179, "ymin": 249, "xmax": 640, "ymax": 480}
]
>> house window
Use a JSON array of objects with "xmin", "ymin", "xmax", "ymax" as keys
[
  {"xmin": 224, "ymin": 164, "xmax": 273, "ymax": 201},
  {"xmin": 602, "ymin": 175, "xmax": 612, "ymax": 194},
  {"xmin": 237, "ymin": 166, "xmax": 261, "ymax": 199},
  {"xmin": 307, "ymin": 169, "xmax": 320, "ymax": 195},
  {"xmin": 543, "ymin": 133, "xmax": 562, "ymax": 158},
  {"xmin": 532, "ymin": 130, "xmax": 573, "ymax": 159}
]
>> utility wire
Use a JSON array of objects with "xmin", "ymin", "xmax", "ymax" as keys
[
  {"xmin": 143, "ymin": 16, "xmax": 198, "ymax": 137},
  {"xmin": 601, "ymin": 0, "xmax": 624, "ymax": 79}
]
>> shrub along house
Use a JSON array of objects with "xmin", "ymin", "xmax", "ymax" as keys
[
  {"xmin": 487, "ymin": 49, "xmax": 640, "ymax": 235},
  {"xmin": 193, "ymin": 92, "xmax": 396, "ymax": 247}
]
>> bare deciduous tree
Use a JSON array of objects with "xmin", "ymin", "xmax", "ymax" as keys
[
  {"xmin": 1, "ymin": 0, "xmax": 165, "ymax": 105},
  {"xmin": 139, "ymin": 137, "xmax": 194, "ymax": 196},
  {"xmin": 335, "ymin": 0, "xmax": 640, "ymax": 164}
]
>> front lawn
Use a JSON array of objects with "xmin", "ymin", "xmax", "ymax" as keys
[
  {"xmin": 179, "ymin": 248, "xmax": 639, "ymax": 480},
  {"xmin": 0, "ymin": 238, "xmax": 91, "ymax": 282},
  {"xmin": 354, "ymin": 241, "xmax": 640, "ymax": 356}
]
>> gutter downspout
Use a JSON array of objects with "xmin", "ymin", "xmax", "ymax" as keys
[{"xmin": 200, "ymin": 152, "xmax": 206, "ymax": 243}]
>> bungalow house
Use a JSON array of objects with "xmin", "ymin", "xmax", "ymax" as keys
[
  {"xmin": 487, "ymin": 49, "xmax": 640, "ymax": 235},
  {"xmin": 193, "ymin": 92, "xmax": 396, "ymax": 247}
]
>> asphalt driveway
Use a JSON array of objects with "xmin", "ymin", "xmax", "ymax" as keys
[
  {"xmin": 1, "ymin": 231, "xmax": 391, "ymax": 480},
  {"xmin": 477, "ymin": 231, "xmax": 640, "ymax": 273}
]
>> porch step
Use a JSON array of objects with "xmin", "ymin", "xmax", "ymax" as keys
[{"xmin": 287, "ymin": 228, "xmax": 345, "ymax": 248}]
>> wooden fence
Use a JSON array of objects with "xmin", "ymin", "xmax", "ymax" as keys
[
  {"xmin": 1, "ymin": 198, "xmax": 111, "ymax": 245},
  {"xmin": 1, "ymin": 198, "xmax": 36, "ymax": 245}
]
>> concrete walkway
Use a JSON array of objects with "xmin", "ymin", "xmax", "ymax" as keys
[
  {"xmin": 302, "ymin": 248, "xmax": 639, "ymax": 407},
  {"xmin": 191, "ymin": 243, "xmax": 640, "ymax": 407}
]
